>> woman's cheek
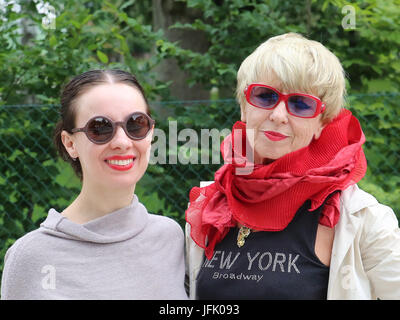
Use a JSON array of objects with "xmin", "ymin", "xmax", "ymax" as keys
[
  {"xmin": 145, "ymin": 143, "xmax": 151, "ymax": 162},
  {"xmin": 138, "ymin": 134, "xmax": 153, "ymax": 164}
]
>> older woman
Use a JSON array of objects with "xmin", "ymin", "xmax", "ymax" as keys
[
  {"xmin": 1, "ymin": 69, "xmax": 188, "ymax": 300},
  {"xmin": 185, "ymin": 33, "xmax": 400, "ymax": 300}
]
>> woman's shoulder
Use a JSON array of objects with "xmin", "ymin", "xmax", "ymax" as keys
[
  {"xmin": 3, "ymin": 227, "xmax": 54, "ymax": 267},
  {"xmin": 146, "ymin": 212, "xmax": 184, "ymax": 238},
  {"xmin": 1, "ymin": 227, "xmax": 55, "ymax": 298},
  {"xmin": 341, "ymin": 185, "xmax": 395, "ymax": 215},
  {"xmin": 341, "ymin": 185, "xmax": 378, "ymax": 212},
  {"xmin": 341, "ymin": 184, "xmax": 399, "ymax": 231}
]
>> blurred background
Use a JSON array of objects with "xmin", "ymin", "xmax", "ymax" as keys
[{"xmin": 1, "ymin": 0, "xmax": 399, "ymax": 277}]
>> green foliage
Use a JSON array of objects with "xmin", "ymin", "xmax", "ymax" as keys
[
  {"xmin": 0, "ymin": 105, "xmax": 80, "ymax": 275},
  {"xmin": 156, "ymin": 0, "xmax": 400, "ymax": 93},
  {"xmin": 0, "ymin": 0, "xmax": 165, "ymax": 105},
  {"xmin": 348, "ymin": 93, "xmax": 400, "ymax": 214}
]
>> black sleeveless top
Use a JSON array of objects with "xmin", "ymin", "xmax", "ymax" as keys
[{"xmin": 197, "ymin": 200, "xmax": 330, "ymax": 300}]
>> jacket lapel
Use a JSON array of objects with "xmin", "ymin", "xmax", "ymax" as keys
[{"xmin": 329, "ymin": 185, "xmax": 378, "ymax": 287}]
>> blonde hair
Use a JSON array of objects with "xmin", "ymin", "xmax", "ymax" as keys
[{"xmin": 236, "ymin": 33, "xmax": 346, "ymax": 122}]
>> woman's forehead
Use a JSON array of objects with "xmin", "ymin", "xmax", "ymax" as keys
[
  {"xmin": 254, "ymin": 74, "xmax": 283, "ymax": 90},
  {"xmin": 255, "ymin": 70, "xmax": 319, "ymax": 96},
  {"xmin": 74, "ymin": 84, "xmax": 147, "ymax": 122}
]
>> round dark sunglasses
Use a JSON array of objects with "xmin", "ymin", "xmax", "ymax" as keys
[
  {"xmin": 71, "ymin": 112, "xmax": 155, "ymax": 144},
  {"xmin": 244, "ymin": 84, "xmax": 326, "ymax": 118}
]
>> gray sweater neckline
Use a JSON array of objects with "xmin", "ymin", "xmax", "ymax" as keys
[{"xmin": 40, "ymin": 195, "xmax": 149, "ymax": 243}]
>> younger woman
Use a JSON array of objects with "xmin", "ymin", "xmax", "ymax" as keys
[{"xmin": 1, "ymin": 69, "xmax": 188, "ymax": 300}]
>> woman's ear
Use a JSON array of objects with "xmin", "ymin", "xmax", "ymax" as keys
[{"xmin": 61, "ymin": 130, "xmax": 78, "ymax": 159}]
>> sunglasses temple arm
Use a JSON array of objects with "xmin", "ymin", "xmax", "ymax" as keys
[{"xmin": 71, "ymin": 128, "xmax": 86, "ymax": 133}]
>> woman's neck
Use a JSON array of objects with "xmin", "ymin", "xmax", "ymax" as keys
[{"xmin": 62, "ymin": 182, "xmax": 135, "ymax": 224}]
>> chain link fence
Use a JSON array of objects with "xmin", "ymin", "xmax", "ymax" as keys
[{"xmin": 1, "ymin": 94, "xmax": 400, "ymax": 276}]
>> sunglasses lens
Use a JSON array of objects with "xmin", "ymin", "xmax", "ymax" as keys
[
  {"xmin": 126, "ymin": 113, "xmax": 151, "ymax": 139},
  {"xmin": 87, "ymin": 117, "xmax": 113, "ymax": 143},
  {"xmin": 250, "ymin": 86, "xmax": 279, "ymax": 109},
  {"xmin": 288, "ymin": 96, "xmax": 317, "ymax": 117}
]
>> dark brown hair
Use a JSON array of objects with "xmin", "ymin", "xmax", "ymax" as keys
[{"xmin": 53, "ymin": 69, "xmax": 150, "ymax": 179}]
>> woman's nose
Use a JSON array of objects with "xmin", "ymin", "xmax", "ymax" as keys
[
  {"xmin": 268, "ymin": 101, "xmax": 289, "ymax": 124},
  {"xmin": 109, "ymin": 125, "xmax": 132, "ymax": 149}
]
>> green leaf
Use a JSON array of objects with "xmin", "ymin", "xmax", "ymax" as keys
[
  {"xmin": 96, "ymin": 50, "xmax": 109, "ymax": 64},
  {"xmin": 49, "ymin": 35, "xmax": 57, "ymax": 47},
  {"xmin": 70, "ymin": 20, "xmax": 81, "ymax": 29}
]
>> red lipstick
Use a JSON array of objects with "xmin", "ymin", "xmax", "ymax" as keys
[
  {"xmin": 264, "ymin": 131, "xmax": 288, "ymax": 141},
  {"xmin": 104, "ymin": 155, "xmax": 135, "ymax": 171}
]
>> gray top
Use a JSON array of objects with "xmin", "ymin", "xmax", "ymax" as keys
[{"xmin": 1, "ymin": 195, "xmax": 188, "ymax": 300}]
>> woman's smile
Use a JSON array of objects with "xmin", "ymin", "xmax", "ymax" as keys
[{"xmin": 104, "ymin": 155, "xmax": 136, "ymax": 171}]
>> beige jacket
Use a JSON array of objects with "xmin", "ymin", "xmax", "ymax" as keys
[{"xmin": 185, "ymin": 184, "xmax": 400, "ymax": 300}]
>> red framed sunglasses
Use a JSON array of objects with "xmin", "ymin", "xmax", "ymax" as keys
[
  {"xmin": 244, "ymin": 84, "xmax": 326, "ymax": 118},
  {"xmin": 71, "ymin": 112, "xmax": 155, "ymax": 144}
]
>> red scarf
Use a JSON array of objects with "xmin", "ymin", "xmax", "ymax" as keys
[{"xmin": 185, "ymin": 109, "xmax": 367, "ymax": 259}]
